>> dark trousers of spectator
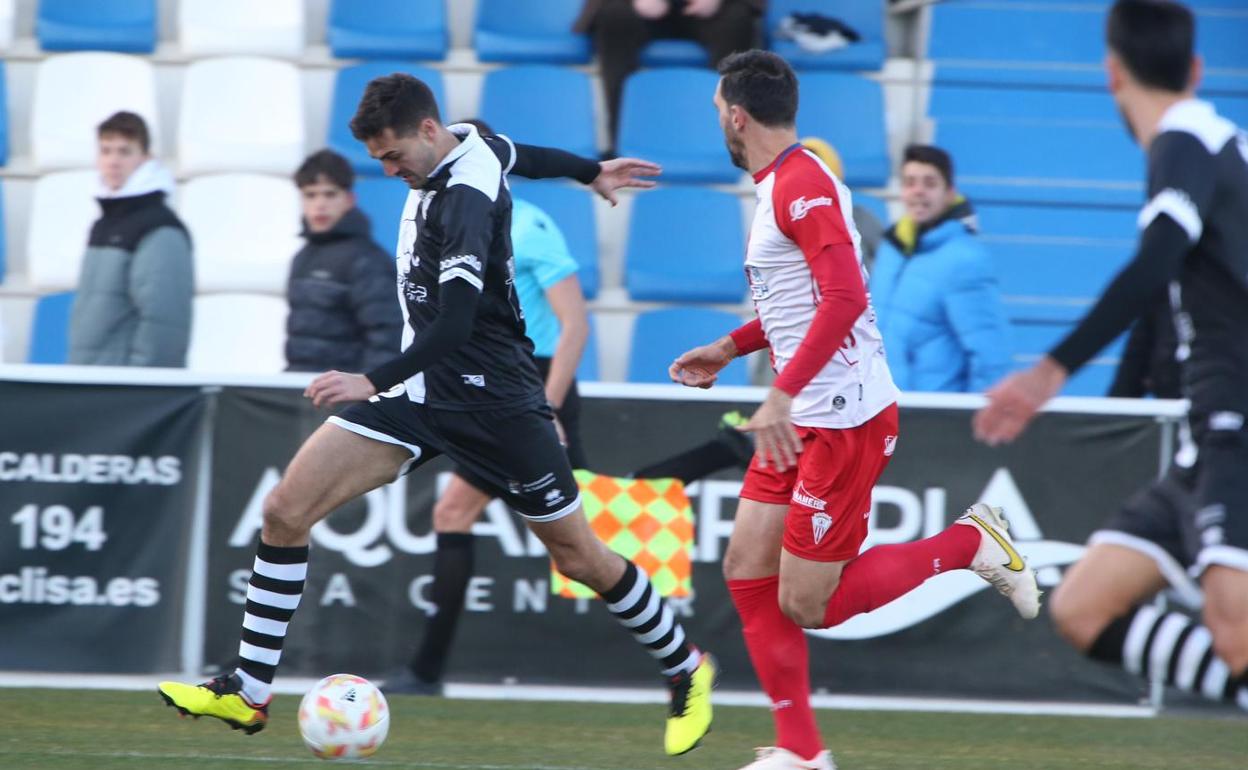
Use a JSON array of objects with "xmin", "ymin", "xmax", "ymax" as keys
[{"xmin": 594, "ymin": 0, "xmax": 757, "ymax": 153}]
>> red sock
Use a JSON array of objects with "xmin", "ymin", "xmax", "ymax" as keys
[
  {"xmin": 824, "ymin": 523, "xmax": 979, "ymax": 628},
  {"xmin": 728, "ymin": 575, "xmax": 823, "ymax": 761}
]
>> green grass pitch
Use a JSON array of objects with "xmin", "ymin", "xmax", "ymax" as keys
[{"xmin": 0, "ymin": 689, "xmax": 1243, "ymax": 769}]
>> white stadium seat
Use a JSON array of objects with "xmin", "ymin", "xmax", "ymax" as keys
[
  {"xmin": 189, "ymin": 294, "xmax": 288, "ymax": 374},
  {"xmin": 31, "ymin": 53, "xmax": 160, "ymax": 170},
  {"xmin": 0, "ymin": 0, "xmax": 14, "ymax": 51},
  {"xmin": 26, "ymin": 170, "xmax": 102, "ymax": 291},
  {"xmin": 178, "ymin": 57, "xmax": 304, "ymax": 175},
  {"xmin": 178, "ymin": 173, "xmax": 301, "ymax": 294},
  {"xmin": 178, "ymin": 0, "xmax": 305, "ymax": 57}
]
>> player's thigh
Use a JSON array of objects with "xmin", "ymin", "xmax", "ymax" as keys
[
  {"xmin": 1049, "ymin": 543, "xmax": 1167, "ymax": 650},
  {"xmin": 526, "ymin": 508, "xmax": 623, "ymax": 592},
  {"xmin": 433, "ymin": 471, "xmax": 494, "ymax": 533},
  {"xmin": 727, "ymin": 456, "xmax": 796, "ymax": 581},
  {"xmin": 778, "ymin": 548, "xmax": 847, "ymax": 628},
  {"xmin": 267, "ymin": 421, "xmax": 412, "ymax": 532}
]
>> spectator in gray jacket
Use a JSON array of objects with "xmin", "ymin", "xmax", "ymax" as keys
[
  {"xmin": 285, "ymin": 150, "xmax": 401, "ymax": 372},
  {"xmin": 68, "ymin": 111, "xmax": 193, "ymax": 366}
]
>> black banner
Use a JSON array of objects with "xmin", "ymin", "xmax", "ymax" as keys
[
  {"xmin": 0, "ymin": 382, "xmax": 205, "ymax": 672},
  {"xmin": 205, "ymin": 389, "xmax": 1161, "ymax": 703}
]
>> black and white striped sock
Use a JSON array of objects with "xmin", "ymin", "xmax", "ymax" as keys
[
  {"xmin": 601, "ymin": 560, "xmax": 699, "ymax": 677},
  {"xmin": 233, "ymin": 540, "xmax": 308, "ymax": 705},
  {"xmin": 1092, "ymin": 605, "xmax": 1243, "ymax": 704}
]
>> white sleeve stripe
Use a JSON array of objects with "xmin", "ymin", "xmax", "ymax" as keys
[
  {"xmin": 499, "ymin": 133, "xmax": 517, "ymax": 174},
  {"xmin": 439, "ymin": 267, "xmax": 484, "ymax": 291},
  {"xmin": 1138, "ymin": 187, "xmax": 1203, "ymax": 242}
]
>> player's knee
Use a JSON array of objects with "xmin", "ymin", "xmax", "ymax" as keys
[
  {"xmin": 1047, "ymin": 583, "xmax": 1100, "ymax": 651},
  {"xmin": 1204, "ymin": 599, "xmax": 1248, "ymax": 674},
  {"xmin": 549, "ymin": 548, "xmax": 595, "ymax": 585},
  {"xmin": 261, "ymin": 485, "xmax": 308, "ymax": 542},
  {"xmin": 432, "ymin": 497, "xmax": 476, "ymax": 533},
  {"xmin": 779, "ymin": 591, "xmax": 826, "ymax": 630}
]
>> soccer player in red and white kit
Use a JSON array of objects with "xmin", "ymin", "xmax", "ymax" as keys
[{"xmin": 670, "ymin": 50, "xmax": 1042, "ymax": 770}]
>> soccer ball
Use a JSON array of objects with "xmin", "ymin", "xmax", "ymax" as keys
[{"xmin": 297, "ymin": 674, "xmax": 390, "ymax": 760}]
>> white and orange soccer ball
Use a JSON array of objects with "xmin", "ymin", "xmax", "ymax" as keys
[{"xmin": 297, "ymin": 674, "xmax": 390, "ymax": 760}]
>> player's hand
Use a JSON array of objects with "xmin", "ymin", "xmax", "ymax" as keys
[
  {"xmin": 305, "ymin": 371, "xmax": 377, "ymax": 408},
  {"xmin": 973, "ymin": 357, "xmax": 1067, "ymax": 446},
  {"xmin": 683, "ymin": 0, "xmax": 722, "ymax": 18},
  {"xmin": 633, "ymin": 0, "xmax": 669, "ymax": 19},
  {"xmin": 670, "ymin": 336, "xmax": 736, "ymax": 388},
  {"xmin": 739, "ymin": 388, "xmax": 802, "ymax": 471},
  {"xmin": 592, "ymin": 157, "xmax": 661, "ymax": 206}
]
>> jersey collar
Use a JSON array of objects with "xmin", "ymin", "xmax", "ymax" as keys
[
  {"xmin": 426, "ymin": 123, "xmax": 481, "ymax": 185},
  {"xmin": 752, "ymin": 143, "xmax": 805, "ymax": 184}
]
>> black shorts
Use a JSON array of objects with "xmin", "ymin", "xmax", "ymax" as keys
[
  {"xmin": 1095, "ymin": 417, "xmax": 1248, "ymax": 584},
  {"xmin": 329, "ymin": 393, "xmax": 581, "ymax": 522}
]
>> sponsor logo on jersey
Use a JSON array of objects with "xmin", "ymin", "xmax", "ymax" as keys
[
  {"xmin": 523, "ymin": 473, "xmax": 557, "ymax": 492},
  {"xmin": 405, "ymin": 283, "xmax": 428, "ymax": 303},
  {"xmin": 544, "ymin": 488, "xmax": 566, "ymax": 507},
  {"xmin": 792, "ymin": 481, "xmax": 826, "ymax": 512},
  {"xmin": 789, "ymin": 195, "xmax": 834, "ymax": 221},
  {"xmin": 461, "ymin": 375, "xmax": 485, "ymax": 387},
  {"xmin": 1209, "ymin": 411, "xmax": 1244, "ymax": 431},
  {"xmin": 811, "ymin": 511, "xmax": 833, "ymax": 544},
  {"xmin": 441, "ymin": 254, "xmax": 483, "ymax": 272},
  {"xmin": 832, "ymin": 395, "xmax": 847, "ymax": 410},
  {"xmin": 883, "ymin": 435, "xmax": 897, "ymax": 456}
]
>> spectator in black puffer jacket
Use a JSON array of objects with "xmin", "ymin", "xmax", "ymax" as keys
[{"xmin": 285, "ymin": 150, "xmax": 402, "ymax": 372}]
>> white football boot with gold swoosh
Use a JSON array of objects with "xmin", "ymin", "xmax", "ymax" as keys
[{"xmin": 957, "ymin": 503, "xmax": 1041, "ymax": 619}]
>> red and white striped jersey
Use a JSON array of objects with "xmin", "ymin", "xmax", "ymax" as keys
[{"xmin": 747, "ymin": 145, "xmax": 898, "ymax": 428}]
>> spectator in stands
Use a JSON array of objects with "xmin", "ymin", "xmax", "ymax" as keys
[
  {"xmin": 801, "ymin": 137, "xmax": 884, "ymax": 271},
  {"xmin": 1109, "ymin": 300, "xmax": 1181, "ymax": 398},
  {"xmin": 285, "ymin": 150, "xmax": 402, "ymax": 373},
  {"xmin": 869, "ymin": 144, "xmax": 1010, "ymax": 392},
  {"xmin": 68, "ymin": 111, "xmax": 192, "ymax": 367},
  {"xmin": 574, "ymin": 0, "xmax": 762, "ymax": 153}
]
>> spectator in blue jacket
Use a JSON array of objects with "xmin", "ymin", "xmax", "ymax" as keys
[
  {"xmin": 285, "ymin": 150, "xmax": 401, "ymax": 373},
  {"xmin": 869, "ymin": 145, "xmax": 1010, "ymax": 392}
]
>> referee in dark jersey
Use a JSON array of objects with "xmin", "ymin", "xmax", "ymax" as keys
[
  {"xmin": 158, "ymin": 74, "xmax": 719, "ymax": 755},
  {"xmin": 976, "ymin": 0, "xmax": 1248, "ymax": 713}
]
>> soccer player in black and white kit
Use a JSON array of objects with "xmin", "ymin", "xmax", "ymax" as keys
[
  {"xmin": 976, "ymin": 0, "xmax": 1248, "ymax": 712},
  {"xmin": 159, "ymin": 74, "xmax": 717, "ymax": 755}
]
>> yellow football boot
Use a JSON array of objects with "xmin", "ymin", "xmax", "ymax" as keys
[
  {"xmin": 665, "ymin": 653, "xmax": 717, "ymax": 755},
  {"xmin": 158, "ymin": 673, "xmax": 269, "ymax": 734}
]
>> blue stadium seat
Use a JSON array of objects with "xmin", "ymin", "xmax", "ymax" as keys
[
  {"xmin": 578, "ymin": 314, "xmax": 600, "ymax": 382},
  {"xmin": 978, "ymin": 204, "xmax": 1136, "ymax": 322},
  {"xmin": 353, "ymin": 176, "xmax": 408, "ymax": 255},
  {"xmin": 509, "ymin": 180, "xmax": 600, "ymax": 299},
  {"xmin": 640, "ymin": 39, "xmax": 706, "ymax": 67},
  {"xmin": 929, "ymin": 84, "xmax": 1117, "ymax": 123},
  {"xmin": 1009, "ymin": 319, "xmax": 1123, "ymax": 397},
  {"xmin": 329, "ymin": 62, "xmax": 445, "ymax": 174},
  {"xmin": 629, "ymin": 307, "xmax": 749, "ymax": 385},
  {"xmin": 625, "ymin": 187, "xmax": 743, "ymax": 303},
  {"xmin": 618, "ymin": 69, "xmax": 739, "ymax": 184},
  {"xmin": 930, "ymin": 3, "xmax": 1248, "ymax": 89},
  {"xmin": 767, "ymin": 0, "xmax": 885, "ymax": 71},
  {"xmin": 28, "ymin": 292, "xmax": 75, "ymax": 364},
  {"xmin": 0, "ymin": 61, "xmax": 8, "ymax": 168},
  {"xmin": 934, "ymin": 119, "xmax": 1141, "ymax": 206},
  {"xmin": 37, "ymin": 0, "xmax": 156, "ymax": 53},
  {"xmin": 327, "ymin": 0, "xmax": 446, "ymax": 60},
  {"xmin": 474, "ymin": 0, "xmax": 590, "ymax": 64},
  {"xmin": 797, "ymin": 73, "xmax": 889, "ymax": 187},
  {"xmin": 481, "ymin": 66, "xmax": 596, "ymax": 159}
]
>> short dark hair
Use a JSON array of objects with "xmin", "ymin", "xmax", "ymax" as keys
[
  {"xmin": 902, "ymin": 144, "xmax": 955, "ymax": 187},
  {"xmin": 97, "ymin": 111, "xmax": 150, "ymax": 153},
  {"xmin": 717, "ymin": 49, "xmax": 798, "ymax": 128},
  {"xmin": 1107, "ymin": 0, "xmax": 1194, "ymax": 92},
  {"xmin": 349, "ymin": 73, "xmax": 442, "ymax": 141},
  {"xmin": 294, "ymin": 149, "xmax": 354, "ymax": 190},
  {"xmin": 458, "ymin": 118, "xmax": 495, "ymax": 135}
]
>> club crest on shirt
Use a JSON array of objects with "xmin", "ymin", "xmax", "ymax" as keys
[{"xmin": 747, "ymin": 265, "xmax": 770, "ymax": 300}]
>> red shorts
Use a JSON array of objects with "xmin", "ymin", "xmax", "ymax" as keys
[{"xmin": 740, "ymin": 403, "xmax": 899, "ymax": 562}]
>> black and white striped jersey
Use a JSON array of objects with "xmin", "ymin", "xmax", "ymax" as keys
[
  {"xmin": 1052, "ymin": 99, "xmax": 1248, "ymax": 420},
  {"xmin": 384, "ymin": 125, "xmax": 544, "ymax": 411}
]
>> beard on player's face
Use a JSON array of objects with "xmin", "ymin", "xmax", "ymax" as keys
[{"xmin": 723, "ymin": 128, "xmax": 747, "ymax": 170}]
